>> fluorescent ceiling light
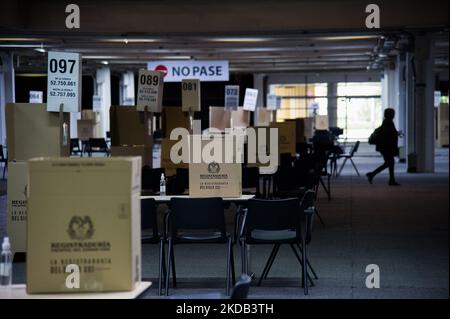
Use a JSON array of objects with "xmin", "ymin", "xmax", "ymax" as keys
[
  {"xmin": 209, "ymin": 37, "xmax": 271, "ymax": 43},
  {"xmin": 0, "ymin": 44, "xmax": 43, "ymax": 48},
  {"xmin": 101, "ymin": 61, "xmax": 109, "ymax": 65},
  {"xmin": 315, "ymin": 35, "xmax": 379, "ymax": 41},
  {"xmin": 158, "ymin": 55, "xmax": 191, "ymax": 59},
  {"xmin": 100, "ymin": 38, "xmax": 157, "ymax": 43},
  {"xmin": 34, "ymin": 43, "xmax": 46, "ymax": 53},
  {"xmin": 83, "ymin": 55, "xmax": 122, "ymax": 59},
  {"xmin": 0, "ymin": 37, "xmax": 47, "ymax": 42}
]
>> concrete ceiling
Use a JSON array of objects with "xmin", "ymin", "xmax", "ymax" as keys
[{"xmin": 0, "ymin": 0, "xmax": 448, "ymax": 74}]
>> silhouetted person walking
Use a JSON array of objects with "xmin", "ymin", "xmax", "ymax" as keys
[{"xmin": 366, "ymin": 108, "xmax": 400, "ymax": 186}]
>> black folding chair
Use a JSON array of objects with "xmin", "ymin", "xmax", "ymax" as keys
[
  {"xmin": 141, "ymin": 198, "xmax": 165, "ymax": 296},
  {"xmin": 87, "ymin": 138, "xmax": 110, "ymax": 157},
  {"xmin": 164, "ymin": 197, "xmax": 235, "ymax": 296},
  {"xmin": 336, "ymin": 141, "xmax": 360, "ymax": 177},
  {"xmin": 239, "ymin": 191, "xmax": 316, "ymax": 295},
  {"xmin": 70, "ymin": 138, "xmax": 83, "ymax": 157},
  {"xmin": 0, "ymin": 145, "xmax": 7, "ymax": 180}
]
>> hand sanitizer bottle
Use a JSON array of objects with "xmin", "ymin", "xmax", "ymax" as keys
[
  {"xmin": 160, "ymin": 173, "xmax": 166, "ymax": 196},
  {"xmin": 0, "ymin": 237, "xmax": 13, "ymax": 287}
]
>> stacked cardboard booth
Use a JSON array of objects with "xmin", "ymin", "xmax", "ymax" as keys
[
  {"xmin": 109, "ymin": 105, "xmax": 153, "ymax": 167},
  {"xmin": 6, "ymin": 103, "xmax": 70, "ymax": 256}
]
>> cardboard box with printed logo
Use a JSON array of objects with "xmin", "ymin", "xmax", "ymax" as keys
[
  {"xmin": 6, "ymin": 161, "xmax": 28, "ymax": 255},
  {"xmin": 26, "ymin": 157, "xmax": 142, "ymax": 293},
  {"xmin": 189, "ymin": 161, "xmax": 242, "ymax": 198}
]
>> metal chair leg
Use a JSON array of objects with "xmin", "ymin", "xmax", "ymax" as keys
[
  {"xmin": 170, "ymin": 244, "xmax": 177, "ymax": 288},
  {"xmin": 226, "ymin": 238, "xmax": 231, "ymax": 296},
  {"xmin": 262, "ymin": 244, "xmax": 280, "ymax": 280},
  {"xmin": 350, "ymin": 158, "xmax": 360, "ymax": 176},
  {"xmin": 257, "ymin": 244, "xmax": 279, "ymax": 286},
  {"xmin": 165, "ymin": 239, "xmax": 172, "ymax": 296},
  {"xmin": 315, "ymin": 208, "xmax": 326, "ymax": 227},
  {"xmin": 289, "ymin": 244, "xmax": 314, "ymax": 287},
  {"xmin": 319, "ymin": 177, "xmax": 330, "ymax": 200},
  {"xmin": 241, "ymin": 239, "xmax": 247, "ymax": 274},
  {"xmin": 158, "ymin": 239, "xmax": 165, "ymax": 296},
  {"xmin": 230, "ymin": 244, "xmax": 236, "ymax": 285},
  {"xmin": 302, "ymin": 238, "xmax": 308, "ymax": 295},
  {"xmin": 337, "ymin": 157, "xmax": 348, "ymax": 177},
  {"xmin": 296, "ymin": 243, "xmax": 318, "ymax": 279}
]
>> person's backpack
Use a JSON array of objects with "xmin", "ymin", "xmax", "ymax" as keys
[{"xmin": 368, "ymin": 127, "xmax": 381, "ymax": 145}]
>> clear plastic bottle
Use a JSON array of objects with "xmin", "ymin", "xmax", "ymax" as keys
[
  {"xmin": 159, "ymin": 173, "xmax": 166, "ymax": 196},
  {"xmin": 0, "ymin": 237, "xmax": 13, "ymax": 287}
]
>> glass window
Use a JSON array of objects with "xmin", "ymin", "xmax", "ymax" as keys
[
  {"xmin": 269, "ymin": 83, "xmax": 328, "ymax": 122},
  {"xmin": 337, "ymin": 82, "xmax": 382, "ymax": 141}
]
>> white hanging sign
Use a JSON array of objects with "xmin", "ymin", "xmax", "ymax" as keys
[
  {"xmin": 47, "ymin": 51, "xmax": 82, "ymax": 112},
  {"xmin": 243, "ymin": 88, "xmax": 258, "ymax": 111},
  {"xmin": 181, "ymin": 79, "xmax": 201, "ymax": 112},
  {"xmin": 267, "ymin": 94, "xmax": 281, "ymax": 110},
  {"xmin": 137, "ymin": 70, "xmax": 164, "ymax": 112},
  {"xmin": 224, "ymin": 85, "xmax": 239, "ymax": 111}
]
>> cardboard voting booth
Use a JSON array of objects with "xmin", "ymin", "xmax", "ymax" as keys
[
  {"xmin": 315, "ymin": 115, "xmax": 329, "ymax": 130},
  {"xmin": 271, "ymin": 121, "xmax": 297, "ymax": 156},
  {"xmin": 109, "ymin": 105, "xmax": 153, "ymax": 167},
  {"xmin": 189, "ymin": 162, "xmax": 242, "ymax": 198},
  {"xmin": 77, "ymin": 110, "xmax": 101, "ymax": 140},
  {"xmin": 231, "ymin": 107, "xmax": 250, "ymax": 128},
  {"xmin": 188, "ymin": 136, "xmax": 242, "ymax": 197},
  {"xmin": 6, "ymin": 161, "xmax": 28, "ymax": 255},
  {"xmin": 26, "ymin": 157, "xmax": 142, "ymax": 294},
  {"xmin": 209, "ymin": 106, "xmax": 232, "ymax": 131},
  {"xmin": 6, "ymin": 103, "xmax": 70, "ymax": 161},
  {"xmin": 77, "ymin": 119, "xmax": 95, "ymax": 141},
  {"xmin": 255, "ymin": 107, "xmax": 272, "ymax": 127},
  {"xmin": 286, "ymin": 118, "xmax": 314, "ymax": 142},
  {"xmin": 162, "ymin": 107, "xmax": 191, "ymax": 137},
  {"xmin": 161, "ymin": 138, "xmax": 189, "ymax": 176}
]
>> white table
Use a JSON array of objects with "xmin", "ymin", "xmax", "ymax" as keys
[
  {"xmin": 141, "ymin": 194, "xmax": 255, "ymax": 203},
  {"xmin": 0, "ymin": 281, "xmax": 151, "ymax": 299}
]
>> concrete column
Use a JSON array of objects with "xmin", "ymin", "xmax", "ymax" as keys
[
  {"xmin": 405, "ymin": 51, "xmax": 416, "ymax": 170},
  {"xmin": 0, "ymin": 52, "xmax": 15, "ymax": 145},
  {"xmin": 397, "ymin": 53, "xmax": 407, "ymax": 162},
  {"xmin": 406, "ymin": 35, "xmax": 435, "ymax": 173},
  {"xmin": 94, "ymin": 67, "xmax": 112, "ymax": 138},
  {"xmin": 119, "ymin": 71, "xmax": 135, "ymax": 105},
  {"xmin": 327, "ymin": 82, "xmax": 338, "ymax": 127},
  {"xmin": 253, "ymin": 73, "xmax": 266, "ymax": 125},
  {"xmin": 382, "ymin": 67, "xmax": 398, "ymax": 111}
]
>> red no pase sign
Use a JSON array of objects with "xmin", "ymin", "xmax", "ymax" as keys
[{"xmin": 147, "ymin": 60, "xmax": 229, "ymax": 82}]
